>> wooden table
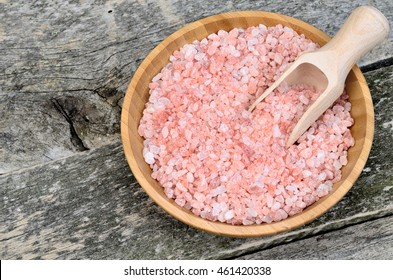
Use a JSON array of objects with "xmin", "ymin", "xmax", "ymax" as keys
[{"xmin": 1, "ymin": 0, "xmax": 392, "ymax": 259}]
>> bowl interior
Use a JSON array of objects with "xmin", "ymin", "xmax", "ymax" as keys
[{"xmin": 121, "ymin": 11, "xmax": 374, "ymax": 237}]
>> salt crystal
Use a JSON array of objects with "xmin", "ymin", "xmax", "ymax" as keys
[
  {"xmin": 273, "ymin": 112, "xmax": 281, "ymax": 122},
  {"xmin": 242, "ymin": 219, "xmax": 254, "ymax": 225},
  {"xmin": 318, "ymin": 172, "xmax": 327, "ymax": 181},
  {"xmin": 271, "ymin": 201, "xmax": 281, "ymax": 211},
  {"xmin": 339, "ymin": 156, "xmax": 348, "ymax": 166},
  {"xmin": 240, "ymin": 66, "xmax": 249, "ymax": 76},
  {"xmin": 178, "ymin": 119, "xmax": 187, "ymax": 128},
  {"xmin": 246, "ymin": 207, "xmax": 258, "ymax": 218},
  {"xmin": 251, "ymin": 28, "xmax": 260, "ymax": 37},
  {"xmin": 183, "ymin": 44, "xmax": 198, "ymax": 60},
  {"xmin": 212, "ymin": 203, "xmax": 221, "ymax": 216},
  {"xmin": 175, "ymin": 197, "xmax": 186, "ymax": 207},
  {"xmin": 266, "ymin": 194, "xmax": 274, "ymax": 208},
  {"xmin": 143, "ymin": 152, "xmax": 155, "ymax": 164},
  {"xmin": 273, "ymin": 124, "xmax": 281, "ymax": 138},
  {"xmin": 152, "ymin": 73, "xmax": 162, "ymax": 82},
  {"xmin": 242, "ymin": 135, "xmax": 252, "ymax": 145},
  {"xmin": 274, "ymin": 53, "xmax": 283, "ymax": 65},
  {"xmin": 285, "ymin": 184, "xmax": 298, "ymax": 192},
  {"xmin": 262, "ymin": 215, "xmax": 273, "ymax": 223},
  {"xmin": 249, "ymin": 67, "xmax": 259, "ymax": 77},
  {"xmin": 170, "ymin": 129, "xmax": 178, "ymax": 138},
  {"xmin": 275, "ymin": 209, "xmax": 288, "ymax": 220},
  {"xmin": 211, "ymin": 186, "xmax": 227, "ymax": 196},
  {"xmin": 185, "ymin": 129, "xmax": 192, "ymax": 141},
  {"xmin": 333, "ymin": 160, "xmax": 342, "ymax": 170},
  {"xmin": 217, "ymin": 214, "xmax": 225, "ymax": 222},
  {"xmin": 293, "ymin": 199, "xmax": 304, "ymax": 209},
  {"xmin": 317, "ymin": 150, "xmax": 325, "ymax": 162},
  {"xmin": 197, "ymin": 152, "xmax": 207, "ymax": 160},
  {"xmin": 168, "ymin": 158, "xmax": 176, "ymax": 166},
  {"xmin": 231, "ymin": 49, "xmax": 241, "ymax": 57},
  {"xmin": 258, "ymin": 24, "xmax": 267, "ymax": 34},
  {"xmin": 219, "ymin": 123, "xmax": 229, "ymax": 133},
  {"xmin": 164, "ymin": 188, "xmax": 174, "ymax": 199},
  {"xmin": 316, "ymin": 183, "xmax": 330, "ymax": 197},
  {"xmin": 149, "ymin": 145, "xmax": 160, "ymax": 154},
  {"xmin": 300, "ymin": 148, "xmax": 312, "ymax": 159},
  {"xmin": 241, "ymin": 110, "xmax": 251, "ymax": 119},
  {"xmin": 220, "ymin": 176, "xmax": 228, "ymax": 183},
  {"xmin": 157, "ymin": 97, "xmax": 170, "ymax": 106},
  {"xmin": 209, "ymin": 153, "xmax": 218, "ymax": 160},
  {"xmin": 299, "ymin": 95, "xmax": 309, "ymax": 105},
  {"xmin": 224, "ymin": 210, "xmax": 235, "ymax": 220},
  {"xmin": 165, "ymin": 165, "xmax": 173, "ymax": 175},
  {"xmin": 162, "ymin": 126, "xmax": 169, "ymax": 138},
  {"xmin": 263, "ymin": 166, "xmax": 269, "ymax": 176},
  {"xmin": 176, "ymin": 182, "xmax": 187, "ymax": 193},
  {"xmin": 143, "ymin": 129, "xmax": 154, "ymax": 138},
  {"xmin": 186, "ymin": 172, "xmax": 194, "ymax": 183}
]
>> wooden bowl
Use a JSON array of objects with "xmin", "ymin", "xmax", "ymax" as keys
[{"xmin": 121, "ymin": 11, "xmax": 374, "ymax": 237}]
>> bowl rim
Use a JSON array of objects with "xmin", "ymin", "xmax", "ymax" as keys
[{"xmin": 120, "ymin": 10, "xmax": 374, "ymax": 237}]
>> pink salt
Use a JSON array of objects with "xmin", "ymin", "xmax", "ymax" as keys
[{"xmin": 138, "ymin": 24, "xmax": 355, "ymax": 225}]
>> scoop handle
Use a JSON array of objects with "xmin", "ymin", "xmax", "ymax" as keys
[{"xmin": 321, "ymin": 6, "xmax": 389, "ymax": 78}]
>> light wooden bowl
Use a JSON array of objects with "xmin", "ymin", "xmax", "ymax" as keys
[{"xmin": 121, "ymin": 11, "xmax": 374, "ymax": 237}]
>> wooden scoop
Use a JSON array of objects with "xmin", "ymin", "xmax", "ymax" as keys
[{"xmin": 249, "ymin": 6, "xmax": 389, "ymax": 147}]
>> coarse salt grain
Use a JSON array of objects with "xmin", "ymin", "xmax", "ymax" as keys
[
  {"xmin": 139, "ymin": 24, "xmax": 355, "ymax": 225},
  {"xmin": 143, "ymin": 151, "xmax": 155, "ymax": 165}
]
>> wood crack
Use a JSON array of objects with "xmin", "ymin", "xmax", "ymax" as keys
[{"xmin": 51, "ymin": 99, "xmax": 89, "ymax": 152}]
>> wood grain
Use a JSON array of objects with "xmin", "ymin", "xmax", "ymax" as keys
[{"xmin": 238, "ymin": 215, "xmax": 393, "ymax": 259}]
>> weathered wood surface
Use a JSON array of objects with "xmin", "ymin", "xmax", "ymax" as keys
[
  {"xmin": 1, "ymin": 0, "xmax": 392, "ymax": 259},
  {"xmin": 238, "ymin": 215, "xmax": 393, "ymax": 260}
]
